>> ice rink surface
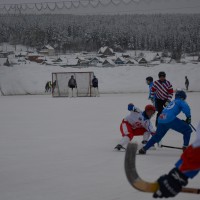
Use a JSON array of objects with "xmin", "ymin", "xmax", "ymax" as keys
[{"xmin": 0, "ymin": 93, "xmax": 200, "ymax": 200}]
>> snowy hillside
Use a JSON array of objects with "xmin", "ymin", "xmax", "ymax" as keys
[{"xmin": 0, "ymin": 61, "xmax": 200, "ymax": 95}]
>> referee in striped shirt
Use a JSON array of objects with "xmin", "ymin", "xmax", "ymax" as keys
[{"xmin": 150, "ymin": 71, "xmax": 173, "ymax": 127}]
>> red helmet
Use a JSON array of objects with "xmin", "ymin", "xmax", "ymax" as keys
[{"xmin": 145, "ymin": 105, "xmax": 156, "ymax": 112}]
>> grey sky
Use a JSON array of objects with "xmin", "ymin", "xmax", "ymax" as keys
[{"xmin": 0, "ymin": 0, "xmax": 200, "ymax": 14}]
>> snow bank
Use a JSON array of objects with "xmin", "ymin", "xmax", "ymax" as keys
[{"xmin": 0, "ymin": 62, "xmax": 200, "ymax": 95}]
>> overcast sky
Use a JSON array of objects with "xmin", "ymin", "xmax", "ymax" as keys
[{"xmin": 0, "ymin": 0, "xmax": 200, "ymax": 15}]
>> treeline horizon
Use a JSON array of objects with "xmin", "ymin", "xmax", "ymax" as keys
[{"xmin": 0, "ymin": 13, "xmax": 200, "ymax": 57}]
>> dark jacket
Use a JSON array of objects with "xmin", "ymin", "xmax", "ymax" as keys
[
  {"xmin": 68, "ymin": 77, "xmax": 77, "ymax": 88},
  {"xmin": 92, "ymin": 77, "xmax": 98, "ymax": 88}
]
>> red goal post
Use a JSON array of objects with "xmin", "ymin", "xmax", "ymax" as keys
[{"xmin": 52, "ymin": 72, "xmax": 95, "ymax": 97}]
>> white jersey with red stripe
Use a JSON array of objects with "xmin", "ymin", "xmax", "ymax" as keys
[
  {"xmin": 124, "ymin": 107, "xmax": 155, "ymax": 133},
  {"xmin": 151, "ymin": 80, "xmax": 173, "ymax": 101}
]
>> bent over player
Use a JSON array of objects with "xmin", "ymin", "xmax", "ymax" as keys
[
  {"xmin": 139, "ymin": 90, "xmax": 192, "ymax": 154},
  {"xmin": 115, "ymin": 104, "xmax": 156, "ymax": 151}
]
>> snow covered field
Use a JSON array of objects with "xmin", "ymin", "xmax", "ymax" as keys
[
  {"xmin": 0, "ymin": 56, "xmax": 200, "ymax": 199},
  {"xmin": 1, "ymin": 61, "xmax": 200, "ymax": 95},
  {"xmin": 0, "ymin": 93, "xmax": 200, "ymax": 200}
]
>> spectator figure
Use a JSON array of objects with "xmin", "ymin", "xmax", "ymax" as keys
[
  {"xmin": 146, "ymin": 76, "xmax": 154, "ymax": 103},
  {"xmin": 45, "ymin": 81, "xmax": 52, "ymax": 92},
  {"xmin": 185, "ymin": 76, "xmax": 189, "ymax": 91},
  {"xmin": 150, "ymin": 71, "xmax": 173, "ymax": 127},
  {"xmin": 68, "ymin": 75, "xmax": 77, "ymax": 97},
  {"xmin": 92, "ymin": 75, "xmax": 99, "ymax": 97},
  {"xmin": 52, "ymin": 80, "xmax": 56, "ymax": 94}
]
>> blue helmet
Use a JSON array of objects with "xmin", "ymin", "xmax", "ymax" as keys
[{"xmin": 175, "ymin": 90, "xmax": 187, "ymax": 100}]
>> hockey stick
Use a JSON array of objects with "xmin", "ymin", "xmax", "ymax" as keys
[
  {"xmin": 190, "ymin": 123, "xmax": 197, "ymax": 132},
  {"xmin": 160, "ymin": 144, "xmax": 183, "ymax": 150},
  {"xmin": 124, "ymin": 143, "xmax": 200, "ymax": 194},
  {"xmin": 181, "ymin": 120, "xmax": 196, "ymax": 132}
]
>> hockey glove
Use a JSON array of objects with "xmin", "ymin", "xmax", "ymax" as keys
[
  {"xmin": 153, "ymin": 168, "xmax": 188, "ymax": 198},
  {"xmin": 164, "ymin": 100, "xmax": 170, "ymax": 107},
  {"xmin": 150, "ymin": 97, "xmax": 154, "ymax": 104},
  {"xmin": 128, "ymin": 103, "xmax": 134, "ymax": 111},
  {"xmin": 185, "ymin": 117, "xmax": 191, "ymax": 124}
]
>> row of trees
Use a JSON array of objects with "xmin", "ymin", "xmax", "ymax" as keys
[{"xmin": 0, "ymin": 13, "xmax": 200, "ymax": 57}]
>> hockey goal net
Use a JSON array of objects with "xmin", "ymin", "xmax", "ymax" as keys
[{"xmin": 52, "ymin": 72, "xmax": 94, "ymax": 97}]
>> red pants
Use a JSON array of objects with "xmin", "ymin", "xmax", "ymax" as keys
[
  {"xmin": 120, "ymin": 120, "xmax": 147, "ymax": 140},
  {"xmin": 179, "ymin": 145, "xmax": 200, "ymax": 172}
]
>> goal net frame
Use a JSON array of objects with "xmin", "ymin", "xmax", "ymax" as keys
[{"xmin": 52, "ymin": 72, "xmax": 94, "ymax": 97}]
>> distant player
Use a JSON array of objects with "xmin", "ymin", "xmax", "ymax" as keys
[
  {"xmin": 52, "ymin": 80, "xmax": 56, "ymax": 93},
  {"xmin": 139, "ymin": 90, "xmax": 192, "ymax": 154},
  {"xmin": 92, "ymin": 75, "xmax": 99, "ymax": 97},
  {"xmin": 68, "ymin": 75, "xmax": 77, "ymax": 97},
  {"xmin": 151, "ymin": 71, "xmax": 173, "ymax": 127},
  {"xmin": 153, "ymin": 121, "xmax": 200, "ymax": 198},
  {"xmin": 185, "ymin": 76, "xmax": 189, "ymax": 91},
  {"xmin": 114, "ymin": 104, "xmax": 156, "ymax": 151},
  {"xmin": 146, "ymin": 76, "xmax": 154, "ymax": 102},
  {"xmin": 45, "ymin": 81, "xmax": 52, "ymax": 92}
]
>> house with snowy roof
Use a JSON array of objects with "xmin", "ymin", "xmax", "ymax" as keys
[
  {"xmin": 126, "ymin": 58, "xmax": 138, "ymax": 65},
  {"xmin": 137, "ymin": 57, "xmax": 148, "ymax": 65},
  {"xmin": 115, "ymin": 57, "xmax": 126, "ymax": 65},
  {"xmin": 98, "ymin": 46, "xmax": 114, "ymax": 56},
  {"xmin": 153, "ymin": 53, "xmax": 161, "ymax": 61},
  {"xmin": 89, "ymin": 57, "xmax": 104, "ymax": 66},
  {"xmin": 39, "ymin": 45, "xmax": 55, "ymax": 56},
  {"xmin": 102, "ymin": 58, "xmax": 115, "ymax": 67}
]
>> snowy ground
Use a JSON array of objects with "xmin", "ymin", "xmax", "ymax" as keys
[
  {"xmin": 0, "ymin": 93, "xmax": 200, "ymax": 200},
  {"xmin": 1, "ymin": 60, "xmax": 200, "ymax": 95}
]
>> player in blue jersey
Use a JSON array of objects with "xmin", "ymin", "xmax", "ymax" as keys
[
  {"xmin": 146, "ymin": 76, "xmax": 154, "ymax": 102},
  {"xmin": 153, "ymin": 121, "xmax": 200, "ymax": 198},
  {"xmin": 139, "ymin": 90, "xmax": 192, "ymax": 154}
]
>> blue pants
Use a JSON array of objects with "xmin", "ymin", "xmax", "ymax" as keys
[{"xmin": 143, "ymin": 117, "xmax": 192, "ymax": 151}]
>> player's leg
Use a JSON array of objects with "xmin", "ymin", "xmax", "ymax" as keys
[
  {"xmin": 170, "ymin": 118, "xmax": 192, "ymax": 148},
  {"xmin": 68, "ymin": 87, "xmax": 72, "ymax": 97},
  {"xmin": 115, "ymin": 121, "xmax": 133, "ymax": 150},
  {"xmin": 139, "ymin": 123, "xmax": 169, "ymax": 154}
]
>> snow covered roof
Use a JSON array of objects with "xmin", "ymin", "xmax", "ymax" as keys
[
  {"xmin": 41, "ymin": 45, "xmax": 54, "ymax": 50},
  {"xmin": 90, "ymin": 57, "xmax": 104, "ymax": 63},
  {"xmin": 98, "ymin": 46, "xmax": 114, "ymax": 55},
  {"xmin": 102, "ymin": 58, "xmax": 115, "ymax": 66},
  {"xmin": 138, "ymin": 57, "xmax": 148, "ymax": 64},
  {"xmin": 126, "ymin": 58, "xmax": 138, "ymax": 64},
  {"xmin": 115, "ymin": 57, "xmax": 126, "ymax": 62}
]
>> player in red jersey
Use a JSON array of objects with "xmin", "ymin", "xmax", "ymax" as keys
[{"xmin": 153, "ymin": 121, "xmax": 200, "ymax": 198}]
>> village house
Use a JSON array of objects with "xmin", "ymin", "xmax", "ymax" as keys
[
  {"xmin": 115, "ymin": 57, "xmax": 126, "ymax": 65},
  {"xmin": 98, "ymin": 46, "xmax": 114, "ymax": 56},
  {"xmin": 39, "ymin": 45, "xmax": 55, "ymax": 56},
  {"xmin": 102, "ymin": 58, "xmax": 115, "ymax": 67},
  {"xmin": 137, "ymin": 57, "xmax": 148, "ymax": 65}
]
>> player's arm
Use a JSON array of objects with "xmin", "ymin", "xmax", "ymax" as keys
[
  {"xmin": 181, "ymin": 101, "xmax": 191, "ymax": 124},
  {"xmin": 127, "ymin": 104, "xmax": 141, "ymax": 113},
  {"xmin": 150, "ymin": 83, "xmax": 156, "ymax": 99}
]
